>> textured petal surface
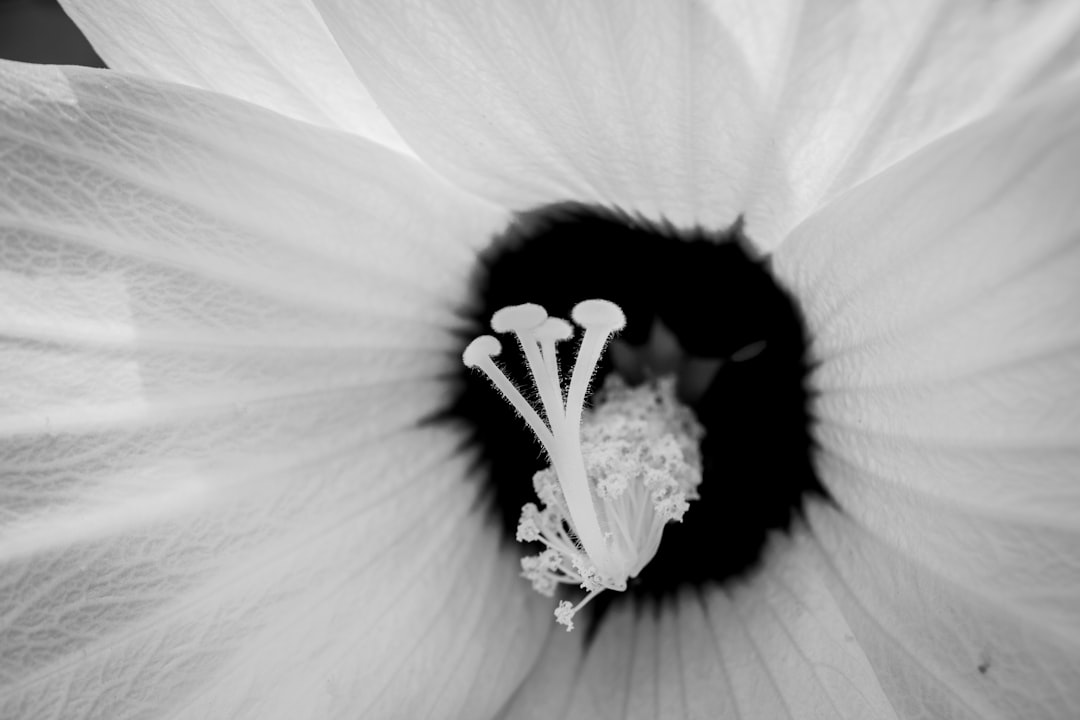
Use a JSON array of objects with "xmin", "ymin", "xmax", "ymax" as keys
[
  {"xmin": 313, "ymin": 0, "xmax": 1080, "ymax": 242},
  {"xmin": 58, "ymin": 0, "xmax": 411, "ymax": 152},
  {"xmin": 502, "ymin": 527, "xmax": 898, "ymax": 720},
  {"xmin": 313, "ymin": 0, "xmax": 769, "ymax": 228},
  {"xmin": 0, "ymin": 61, "xmax": 546, "ymax": 720},
  {"xmin": 743, "ymin": 0, "xmax": 1080, "ymax": 249},
  {"xmin": 775, "ymin": 80, "xmax": 1080, "ymax": 718}
]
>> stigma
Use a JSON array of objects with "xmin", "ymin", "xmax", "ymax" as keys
[{"xmin": 463, "ymin": 300, "xmax": 704, "ymax": 631}]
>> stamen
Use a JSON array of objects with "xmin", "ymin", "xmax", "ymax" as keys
[{"xmin": 465, "ymin": 300, "xmax": 703, "ymax": 631}]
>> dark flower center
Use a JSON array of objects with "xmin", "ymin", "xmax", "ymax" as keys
[{"xmin": 441, "ymin": 202, "xmax": 827, "ymax": 625}]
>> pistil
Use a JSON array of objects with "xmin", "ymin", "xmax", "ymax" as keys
[{"xmin": 463, "ymin": 300, "xmax": 704, "ymax": 630}]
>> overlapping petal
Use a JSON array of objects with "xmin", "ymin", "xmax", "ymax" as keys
[
  {"xmin": 58, "ymin": 0, "xmax": 411, "ymax": 152},
  {"xmin": 313, "ymin": 0, "xmax": 768, "ymax": 229},
  {"xmin": 0, "ymin": 61, "xmax": 548, "ymax": 719},
  {"xmin": 312, "ymin": 0, "xmax": 1080, "ymax": 247},
  {"xmin": 775, "ymin": 80, "xmax": 1080, "ymax": 718},
  {"xmin": 742, "ymin": 0, "xmax": 1080, "ymax": 249}
]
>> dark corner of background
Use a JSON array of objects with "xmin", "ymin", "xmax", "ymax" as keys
[{"xmin": 0, "ymin": 0, "xmax": 104, "ymax": 67}]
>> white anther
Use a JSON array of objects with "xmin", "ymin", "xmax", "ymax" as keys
[{"xmin": 554, "ymin": 601, "xmax": 576, "ymax": 631}]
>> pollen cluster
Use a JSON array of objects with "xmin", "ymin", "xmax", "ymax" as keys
[{"xmin": 464, "ymin": 300, "xmax": 703, "ymax": 631}]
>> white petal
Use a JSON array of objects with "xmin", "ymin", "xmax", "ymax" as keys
[
  {"xmin": 811, "ymin": 505, "xmax": 1080, "ymax": 719},
  {"xmin": 504, "ymin": 527, "xmax": 898, "ymax": 720},
  {"xmin": 494, "ymin": 623, "xmax": 584, "ymax": 719},
  {"xmin": 58, "ymin": 0, "xmax": 411, "ymax": 151},
  {"xmin": 562, "ymin": 603, "xmax": 638, "ymax": 718},
  {"xmin": 701, "ymin": 531, "xmax": 899, "ymax": 720},
  {"xmin": 0, "ymin": 61, "xmax": 537, "ymax": 719},
  {"xmin": 775, "ymin": 79, "xmax": 1080, "ymax": 716},
  {"xmin": 312, "ymin": 0, "xmax": 1080, "ymax": 239},
  {"xmin": 311, "ymin": 0, "xmax": 774, "ymax": 228},
  {"xmin": 744, "ymin": 0, "xmax": 1080, "ymax": 249}
]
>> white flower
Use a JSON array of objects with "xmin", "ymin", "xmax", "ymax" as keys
[{"xmin": 1, "ymin": 1, "xmax": 1079, "ymax": 718}]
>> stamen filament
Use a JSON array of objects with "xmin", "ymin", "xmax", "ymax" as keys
[
  {"xmin": 536, "ymin": 318, "xmax": 572, "ymax": 398},
  {"xmin": 491, "ymin": 305, "xmax": 566, "ymax": 432},
  {"xmin": 565, "ymin": 300, "xmax": 626, "ymax": 430},
  {"xmin": 515, "ymin": 330, "xmax": 567, "ymax": 434},
  {"xmin": 463, "ymin": 336, "xmax": 555, "ymax": 453},
  {"xmin": 549, "ymin": 449, "xmax": 618, "ymax": 580}
]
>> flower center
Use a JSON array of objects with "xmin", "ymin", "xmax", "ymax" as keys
[
  {"xmin": 447, "ymin": 201, "xmax": 825, "ymax": 633},
  {"xmin": 463, "ymin": 300, "xmax": 704, "ymax": 630}
]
